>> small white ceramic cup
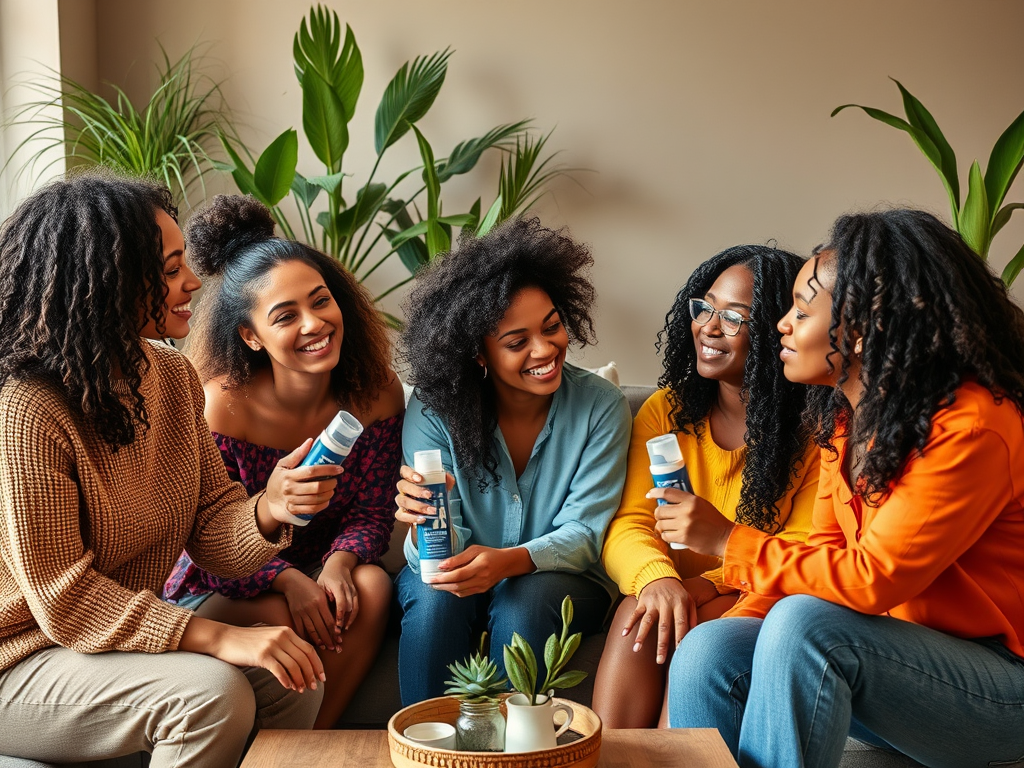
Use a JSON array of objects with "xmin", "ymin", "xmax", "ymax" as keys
[{"xmin": 403, "ymin": 722, "xmax": 457, "ymax": 750}]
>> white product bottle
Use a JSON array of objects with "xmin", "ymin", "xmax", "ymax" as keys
[
  {"xmin": 414, "ymin": 449, "xmax": 454, "ymax": 581},
  {"xmin": 646, "ymin": 433, "xmax": 693, "ymax": 550}
]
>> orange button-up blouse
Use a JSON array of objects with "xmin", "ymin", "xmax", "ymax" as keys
[{"xmin": 722, "ymin": 382, "xmax": 1024, "ymax": 657}]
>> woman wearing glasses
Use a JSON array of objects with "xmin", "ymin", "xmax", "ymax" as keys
[{"xmin": 593, "ymin": 245, "xmax": 820, "ymax": 728}]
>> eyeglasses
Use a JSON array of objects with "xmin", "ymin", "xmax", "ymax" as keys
[{"xmin": 688, "ymin": 298, "xmax": 750, "ymax": 337}]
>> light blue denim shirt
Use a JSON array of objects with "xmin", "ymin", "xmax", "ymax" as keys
[{"xmin": 402, "ymin": 364, "xmax": 631, "ymax": 597}]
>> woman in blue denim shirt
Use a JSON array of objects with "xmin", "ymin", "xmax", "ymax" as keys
[{"xmin": 393, "ymin": 218, "xmax": 631, "ymax": 705}]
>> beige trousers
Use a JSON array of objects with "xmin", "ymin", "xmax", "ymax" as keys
[{"xmin": 0, "ymin": 646, "xmax": 324, "ymax": 768}]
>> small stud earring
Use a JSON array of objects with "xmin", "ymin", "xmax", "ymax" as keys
[{"xmin": 854, "ymin": 339, "xmax": 863, "ymax": 356}]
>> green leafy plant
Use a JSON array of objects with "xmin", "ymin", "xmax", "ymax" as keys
[
  {"xmin": 444, "ymin": 632, "xmax": 509, "ymax": 704},
  {"xmin": 3, "ymin": 45, "xmax": 233, "ymax": 207},
  {"xmin": 503, "ymin": 596, "xmax": 587, "ymax": 706},
  {"xmin": 833, "ymin": 78, "xmax": 1024, "ymax": 285},
  {"xmin": 223, "ymin": 5, "xmax": 580, "ymax": 324}
]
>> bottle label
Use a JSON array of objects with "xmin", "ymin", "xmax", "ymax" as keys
[
  {"xmin": 652, "ymin": 467, "xmax": 693, "ymax": 506},
  {"xmin": 418, "ymin": 481, "xmax": 453, "ymax": 561}
]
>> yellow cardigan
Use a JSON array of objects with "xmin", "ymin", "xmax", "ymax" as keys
[{"xmin": 602, "ymin": 388, "xmax": 820, "ymax": 599}]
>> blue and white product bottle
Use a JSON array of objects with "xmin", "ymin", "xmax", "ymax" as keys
[
  {"xmin": 647, "ymin": 433, "xmax": 693, "ymax": 550},
  {"xmin": 287, "ymin": 410, "xmax": 364, "ymax": 526},
  {"xmin": 414, "ymin": 449, "xmax": 454, "ymax": 582}
]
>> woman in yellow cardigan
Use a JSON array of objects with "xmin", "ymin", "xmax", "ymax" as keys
[{"xmin": 593, "ymin": 245, "xmax": 820, "ymax": 728}]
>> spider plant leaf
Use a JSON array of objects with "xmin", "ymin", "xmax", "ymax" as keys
[
  {"xmin": 374, "ymin": 49, "xmax": 451, "ymax": 155},
  {"xmin": 291, "ymin": 172, "xmax": 321, "ymax": 210},
  {"xmin": 436, "ymin": 120, "xmax": 531, "ymax": 182},
  {"xmin": 1001, "ymin": 242, "xmax": 1024, "ymax": 286},
  {"xmin": 993, "ymin": 203, "xmax": 1024, "ymax": 238},
  {"xmin": 960, "ymin": 160, "xmax": 991, "ymax": 258},
  {"xmin": 892, "ymin": 79, "xmax": 960, "ymax": 213},
  {"xmin": 832, "ymin": 102, "xmax": 958, "ymax": 228},
  {"xmin": 254, "ymin": 128, "xmax": 298, "ymax": 206},
  {"xmin": 984, "ymin": 107, "xmax": 1024, "ymax": 219},
  {"xmin": 303, "ymin": 68, "xmax": 348, "ymax": 170},
  {"xmin": 335, "ymin": 182, "xmax": 387, "ymax": 239},
  {"xmin": 476, "ymin": 195, "xmax": 503, "ymax": 237}
]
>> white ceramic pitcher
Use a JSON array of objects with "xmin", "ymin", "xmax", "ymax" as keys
[{"xmin": 504, "ymin": 693, "xmax": 574, "ymax": 752}]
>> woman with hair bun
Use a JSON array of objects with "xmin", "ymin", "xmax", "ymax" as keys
[
  {"xmin": 667, "ymin": 210, "xmax": 1024, "ymax": 767},
  {"xmin": 0, "ymin": 173, "xmax": 332, "ymax": 766},
  {"xmin": 164, "ymin": 194, "xmax": 403, "ymax": 728},
  {"xmin": 393, "ymin": 217, "xmax": 631, "ymax": 705},
  {"xmin": 593, "ymin": 245, "xmax": 819, "ymax": 728}
]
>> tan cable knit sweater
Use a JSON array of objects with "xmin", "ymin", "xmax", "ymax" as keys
[{"xmin": 0, "ymin": 342, "xmax": 290, "ymax": 671}]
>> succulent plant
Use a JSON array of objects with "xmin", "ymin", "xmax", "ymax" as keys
[{"xmin": 445, "ymin": 632, "xmax": 509, "ymax": 703}]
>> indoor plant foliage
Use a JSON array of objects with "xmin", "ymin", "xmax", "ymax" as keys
[
  {"xmin": 222, "ymin": 5, "xmax": 576, "ymax": 323},
  {"xmin": 4, "ymin": 45, "xmax": 232, "ymax": 207},
  {"xmin": 833, "ymin": 79, "xmax": 1024, "ymax": 286},
  {"xmin": 503, "ymin": 596, "xmax": 587, "ymax": 706},
  {"xmin": 445, "ymin": 633, "xmax": 509, "ymax": 751}
]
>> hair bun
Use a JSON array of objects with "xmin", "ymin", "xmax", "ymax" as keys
[{"xmin": 185, "ymin": 194, "xmax": 276, "ymax": 277}]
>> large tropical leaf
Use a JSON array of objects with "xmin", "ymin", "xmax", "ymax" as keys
[
  {"xmin": 413, "ymin": 125, "xmax": 441, "ymax": 220},
  {"xmin": 993, "ymin": 202, "xmax": 1024, "ymax": 238},
  {"xmin": 497, "ymin": 132, "xmax": 582, "ymax": 221},
  {"xmin": 219, "ymin": 134, "xmax": 261, "ymax": 201},
  {"xmin": 302, "ymin": 68, "xmax": 348, "ymax": 170},
  {"xmin": 253, "ymin": 128, "xmax": 298, "ymax": 206},
  {"xmin": 374, "ymin": 49, "xmax": 451, "ymax": 155},
  {"xmin": 293, "ymin": 7, "xmax": 363, "ymax": 121},
  {"xmin": 960, "ymin": 161, "xmax": 991, "ymax": 258},
  {"xmin": 892, "ymin": 79, "xmax": 960, "ymax": 214},
  {"xmin": 1001, "ymin": 242, "xmax": 1024, "ymax": 286},
  {"xmin": 984, "ymin": 107, "xmax": 1024, "ymax": 219},
  {"xmin": 832, "ymin": 103, "xmax": 958, "ymax": 227},
  {"xmin": 436, "ymin": 120, "xmax": 531, "ymax": 182},
  {"xmin": 335, "ymin": 182, "xmax": 388, "ymax": 240}
]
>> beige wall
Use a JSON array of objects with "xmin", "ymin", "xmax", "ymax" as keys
[{"xmin": 67, "ymin": 1, "xmax": 1024, "ymax": 381}]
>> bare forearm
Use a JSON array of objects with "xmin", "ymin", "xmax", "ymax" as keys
[{"xmin": 255, "ymin": 492, "xmax": 283, "ymax": 538}]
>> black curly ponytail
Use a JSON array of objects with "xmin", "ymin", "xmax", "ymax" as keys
[
  {"xmin": 0, "ymin": 170, "xmax": 177, "ymax": 447},
  {"xmin": 657, "ymin": 245, "xmax": 809, "ymax": 532}
]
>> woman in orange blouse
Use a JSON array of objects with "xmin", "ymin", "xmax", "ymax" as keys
[{"xmin": 660, "ymin": 209, "xmax": 1024, "ymax": 768}]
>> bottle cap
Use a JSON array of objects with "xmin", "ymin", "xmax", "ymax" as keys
[
  {"xmin": 413, "ymin": 449, "xmax": 444, "ymax": 476},
  {"xmin": 647, "ymin": 434, "xmax": 683, "ymax": 466},
  {"xmin": 325, "ymin": 410, "xmax": 364, "ymax": 451}
]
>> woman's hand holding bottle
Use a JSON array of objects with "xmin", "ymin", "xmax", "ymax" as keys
[
  {"xmin": 647, "ymin": 486, "xmax": 735, "ymax": 557},
  {"xmin": 393, "ymin": 463, "xmax": 455, "ymax": 525},
  {"xmin": 258, "ymin": 438, "xmax": 343, "ymax": 533}
]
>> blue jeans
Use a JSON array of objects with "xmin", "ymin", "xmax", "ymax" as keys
[
  {"xmin": 395, "ymin": 567, "xmax": 609, "ymax": 706},
  {"xmin": 667, "ymin": 595, "xmax": 1024, "ymax": 768}
]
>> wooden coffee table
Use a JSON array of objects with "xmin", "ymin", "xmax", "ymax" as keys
[{"xmin": 241, "ymin": 728, "xmax": 737, "ymax": 767}]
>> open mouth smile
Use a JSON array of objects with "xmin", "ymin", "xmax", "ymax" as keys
[
  {"xmin": 524, "ymin": 358, "xmax": 559, "ymax": 377},
  {"xmin": 298, "ymin": 333, "xmax": 333, "ymax": 354}
]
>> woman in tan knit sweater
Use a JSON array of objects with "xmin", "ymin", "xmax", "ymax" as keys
[{"xmin": 0, "ymin": 173, "xmax": 338, "ymax": 767}]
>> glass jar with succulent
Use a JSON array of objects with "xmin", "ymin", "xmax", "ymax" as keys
[{"xmin": 444, "ymin": 633, "xmax": 509, "ymax": 752}]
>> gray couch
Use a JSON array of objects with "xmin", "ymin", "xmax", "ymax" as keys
[{"xmin": 0, "ymin": 385, "xmax": 919, "ymax": 768}]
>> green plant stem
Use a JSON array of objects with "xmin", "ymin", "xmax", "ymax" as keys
[
  {"xmin": 350, "ymin": 182, "xmax": 427, "ymax": 274},
  {"xmin": 373, "ymin": 274, "xmax": 414, "ymax": 302},
  {"xmin": 342, "ymin": 151, "xmax": 385, "ymax": 265},
  {"xmin": 358, "ymin": 244, "xmax": 402, "ymax": 282}
]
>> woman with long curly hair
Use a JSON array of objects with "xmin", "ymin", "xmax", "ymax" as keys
[
  {"xmin": 0, "ymin": 174, "xmax": 335, "ymax": 766},
  {"xmin": 392, "ymin": 217, "xmax": 631, "ymax": 704},
  {"xmin": 163, "ymin": 195, "xmax": 403, "ymax": 728},
  {"xmin": 666, "ymin": 210, "xmax": 1024, "ymax": 767},
  {"xmin": 593, "ymin": 245, "xmax": 820, "ymax": 728}
]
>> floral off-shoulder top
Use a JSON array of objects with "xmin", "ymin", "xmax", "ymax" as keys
[{"xmin": 164, "ymin": 414, "xmax": 402, "ymax": 602}]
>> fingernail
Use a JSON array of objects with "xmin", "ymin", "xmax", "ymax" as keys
[
  {"xmin": 319, "ymin": 645, "xmax": 326, "ymax": 650},
  {"xmin": 633, "ymin": 642, "xmax": 642, "ymax": 653},
  {"xmin": 298, "ymin": 686, "xmax": 305, "ymax": 693},
  {"xmin": 657, "ymin": 655, "xmax": 666, "ymax": 664},
  {"xmin": 416, "ymin": 517, "xmax": 426, "ymax": 525},
  {"xmin": 413, "ymin": 474, "xmax": 422, "ymax": 483},
  {"xmin": 320, "ymin": 672, "xmax": 327, "ymax": 682},
  {"xmin": 621, "ymin": 628, "xmax": 629, "ymax": 637},
  {"xmin": 310, "ymin": 682, "xmax": 317, "ymax": 691}
]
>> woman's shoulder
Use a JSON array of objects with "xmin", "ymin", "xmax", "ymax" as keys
[
  {"xmin": 937, "ymin": 382, "xmax": 1024, "ymax": 441},
  {"xmin": 353, "ymin": 370, "xmax": 405, "ymax": 427},
  {"xmin": 202, "ymin": 375, "xmax": 253, "ymax": 440},
  {"xmin": 561, "ymin": 363, "xmax": 627, "ymax": 403}
]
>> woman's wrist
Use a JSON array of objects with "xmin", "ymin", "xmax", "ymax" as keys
[
  {"xmin": 253, "ymin": 490, "xmax": 280, "ymax": 538},
  {"xmin": 501, "ymin": 546, "xmax": 536, "ymax": 578},
  {"xmin": 179, "ymin": 615, "xmax": 225, "ymax": 654},
  {"xmin": 324, "ymin": 550, "xmax": 359, "ymax": 572}
]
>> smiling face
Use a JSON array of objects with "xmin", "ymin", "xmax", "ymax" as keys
[
  {"xmin": 140, "ymin": 208, "xmax": 202, "ymax": 340},
  {"xmin": 777, "ymin": 255, "xmax": 841, "ymax": 386},
  {"xmin": 479, "ymin": 285, "xmax": 570, "ymax": 401},
  {"xmin": 239, "ymin": 259, "xmax": 343, "ymax": 376},
  {"xmin": 691, "ymin": 264, "xmax": 753, "ymax": 388}
]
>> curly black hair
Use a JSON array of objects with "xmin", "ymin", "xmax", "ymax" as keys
[
  {"xmin": 400, "ymin": 217, "xmax": 596, "ymax": 484},
  {"xmin": 0, "ymin": 170, "xmax": 177, "ymax": 447},
  {"xmin": 657, "ymin": 245, "xmax": 809, "ymax": 532},
  {"xmin": 805, "ymin": 208, "xmax": 1024, "ymax": 503},
  {"xmin": 184, "ymin": 195, "xmax": 391, "ymax": 412}
]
